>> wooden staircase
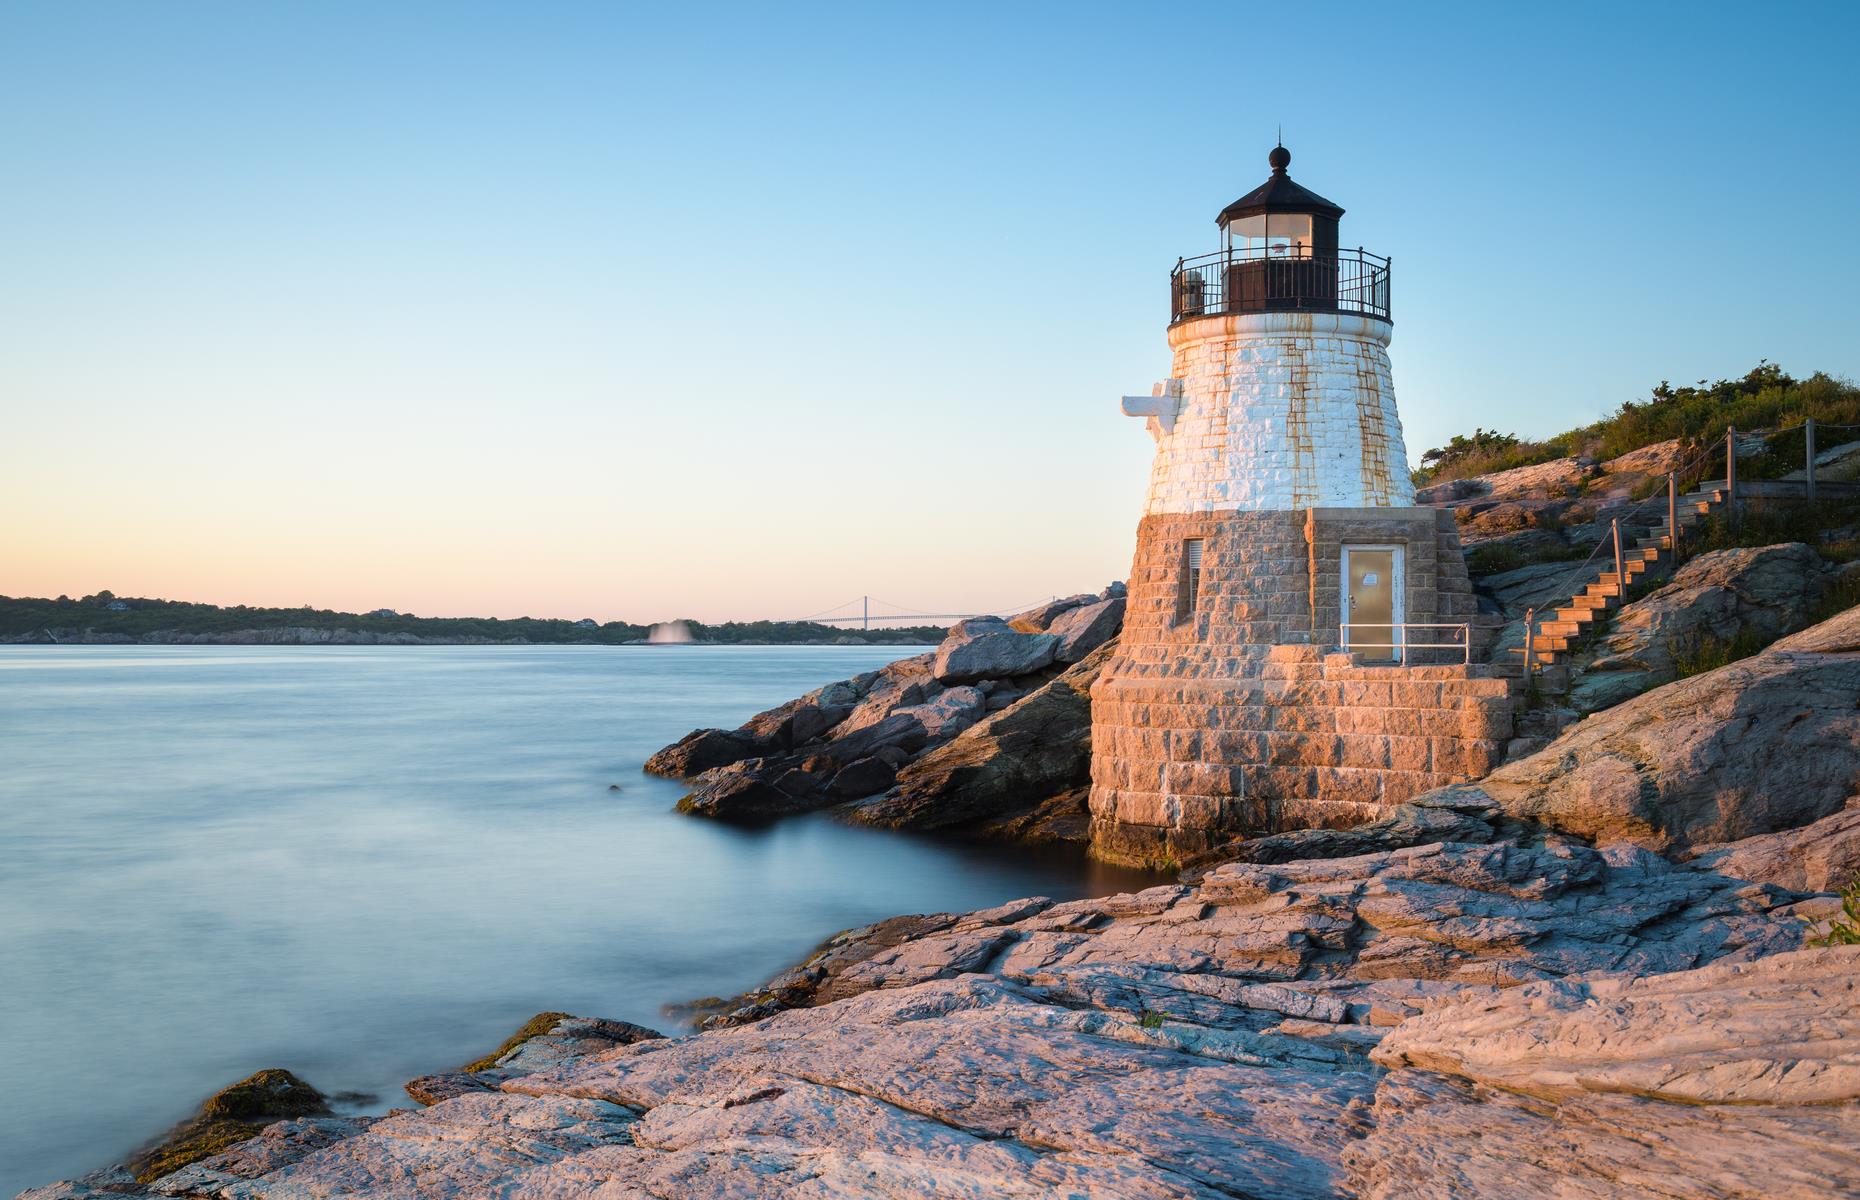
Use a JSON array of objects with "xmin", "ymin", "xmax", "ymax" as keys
[{"xmin": 1494, "ymin": 483, "xmax": 1731, "ymax": 693}]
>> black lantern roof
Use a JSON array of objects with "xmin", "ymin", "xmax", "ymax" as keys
[{"xmin": 1215, "ymin": 144, "xmax": 1344, "ymax": 226}]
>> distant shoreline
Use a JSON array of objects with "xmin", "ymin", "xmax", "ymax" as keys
[
  {"xmin": 0, "ymin": 593, "xmax": 950, "ymax": 649},
  {"xmin": 1, "ymin": 630, "xmax": 938, "ymax": 648}
]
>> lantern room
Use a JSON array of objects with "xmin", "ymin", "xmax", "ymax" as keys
[
  {"xmin": 1171, "ymin": 144, "xmax": 1389, "ymax": 324},
  {"xmin": 1216, "ymin": 144, "xmax": 1342, "ymax": 260}
]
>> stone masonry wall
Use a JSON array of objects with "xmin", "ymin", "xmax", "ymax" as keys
[
  {"xmin": 1141, "ymin": 311, "xmax": 1415, "ymax": 515},
  {"xmin": 1087, "ymin": 509, "xmax": 1510, "ymax": 869}
]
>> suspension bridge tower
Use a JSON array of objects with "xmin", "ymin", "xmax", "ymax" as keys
[{"xmin": 1088, "ymin": 143, "xmax": 1511, "ymax": 869}]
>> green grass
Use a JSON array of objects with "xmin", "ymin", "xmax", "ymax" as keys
[
  {"xmin": 1687, "ymin": 499, "xmax": 1860, "ymax": 564},
  {"xmin": 1806, "ymin": 876, "xmax": 1860, "ymax": 948},
  {"xmin": 1466, "ymin": 540, "xmax": 1591, "ymax": 577},
  {"xmin": 1669, "ymin": 627, "xmax": 1772, "ymax": 678},
  {"xmin": 1414, "ymin": 363, "xmax": 1860, "ymax": 487}
]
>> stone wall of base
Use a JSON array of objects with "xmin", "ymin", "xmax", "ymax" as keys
[
  {"xmin": 1087, "ymin": 505, "xmax": 1510, "ymax": 869},
  {"xmin": 1088, "ymin": 644, "xmax": 1511, "ymax": 867}
]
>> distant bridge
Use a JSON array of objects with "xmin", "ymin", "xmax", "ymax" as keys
[{"xmin": 783, "ymin": 595, "xmax": 1059, "ymax": 630}]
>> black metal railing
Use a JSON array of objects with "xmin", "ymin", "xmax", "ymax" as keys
[{"xmin": 1170, "ymin": 246, "xmax": 1391, "ymax": 324}]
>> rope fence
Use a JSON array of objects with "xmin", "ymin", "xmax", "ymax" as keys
[{"xmin": 1519, "ymin": 420, "xmax": 1860, "ymax": 679}]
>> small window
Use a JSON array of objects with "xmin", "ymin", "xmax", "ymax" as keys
[{"xmin": 1182, "ymin": 539, "xmax": 1205, "ymax": 617}]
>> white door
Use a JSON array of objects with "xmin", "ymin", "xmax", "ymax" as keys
[{"xmin": 1343, "ymin": 546, "xmax": 1403, "ymax": 662}]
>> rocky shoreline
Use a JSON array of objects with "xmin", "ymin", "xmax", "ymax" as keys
[
  {"xmin": 645, "ymin": 584, "xmax": 1127, "ymax": 843},
  {"xmin": 25, "ymin": 602, "xmax": 1860, "ymax": 1198}
]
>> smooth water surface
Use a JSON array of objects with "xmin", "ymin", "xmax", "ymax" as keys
[{"xmin": 0, "ymin": 645, "xmax": 1157, "ymax": 1194}]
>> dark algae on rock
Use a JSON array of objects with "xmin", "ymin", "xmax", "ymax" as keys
[{"xmin": 125, "ymin": 1069, "xmax": 329, "ymax": 1183}]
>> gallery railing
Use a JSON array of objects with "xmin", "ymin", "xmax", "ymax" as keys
[{"xmin": 1171, "ymin": 246, "xmax": 1391, "ymax": 324}]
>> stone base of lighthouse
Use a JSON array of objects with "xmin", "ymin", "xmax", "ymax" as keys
[{"xmin": 1087, "ymin": 507, "xmax": 1511, "ymax": 869}]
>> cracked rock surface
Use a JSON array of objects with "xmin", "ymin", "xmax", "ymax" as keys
[{"xmin": 34, "ymin": 826, "xmax": 1852, "ymax": 1199}]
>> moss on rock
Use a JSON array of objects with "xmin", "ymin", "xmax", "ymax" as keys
[
  {"xmin": 128, "ymin": 1069, "xmax": 329, "ymax": 1183},
  {"xmin": 461, "ymin": 1011, "xmax": 573, "ymax": 1072}
]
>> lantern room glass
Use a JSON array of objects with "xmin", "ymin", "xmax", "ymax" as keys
[{"xmin": 1222, "ymin": 213, "xmax": 1313, "ymax": 258}]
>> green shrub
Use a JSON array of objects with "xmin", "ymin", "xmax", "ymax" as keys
[
  {"xmin": 1668, "ymin": 627, "xmax": 1771, "ymax": 678},
  {"xmin": 1465, "ymin": 540, "xmax": 1590, "ymax": 577},
  {"xmin": 1416, "ymin": 363, "xmax": 1860, "ymax": 488},
  {"xmin": 1806, "ymin": 876, "xmax": 1860, "ymax": 948},
  {"xmin": 1687, "ymin": 499, "xmax": 1860, "ymax": 563},
  {"xmin": 1414, "ymin": 428, "xmax": 1578, "ymax": 486}
]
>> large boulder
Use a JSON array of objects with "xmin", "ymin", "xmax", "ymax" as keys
[
  {"xmin": 1688, "ymin": 798, "xmax": 1860, "ymax": 893},
  {"xmin": 1006, "ymin": 594, "xmax": 1094, "ymax": 633},
  {"xmin": 643, "ymin": 728, "xmax": 763, "ymax": 777},
  {"xmin": 847, "ymin": 642, "xmax": 1113, "ymax": 833},
  {"xmin": 1048, "ymin": 596, "xmax": 1125, "ymax": 663},
  {"xmin": 1444, "ymin": 602, "xmax": 1860, "ymax": 853},
  {"xmin": 890, "ymin": 686, "xmax": 986, "ymax": 741},
  {"xmin": 931, "ymin": 617, "xmax": 1059, "ymax": 685},
  {"xmin": 1470, "ymin": 559, "xmax": 1588, "ymax": 620},
  {"xmin": 1569, "ymin": 542, "xmax": 1845, "ymax": 712},
  {"xmin": 675, "ymin": 760, "xmax": 815, "ymax": 820},
  {"xmin": 645, "ymin": 656, "xmax": 936, "ymax": 782}
]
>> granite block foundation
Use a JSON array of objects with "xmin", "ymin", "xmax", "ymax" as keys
[{"xmin": 1089, "ymin": 510, "xmax": 1510, "ymax": 867}]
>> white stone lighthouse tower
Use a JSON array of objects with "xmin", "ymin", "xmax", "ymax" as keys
[{"xmin": 1089, "ymin": 145, "xmax": 1509, "ymax": 869}]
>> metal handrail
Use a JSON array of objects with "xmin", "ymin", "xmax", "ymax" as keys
[
  {"xmin": 1339, "ymin": 622, "xmax": 1471, "ymax": 666},
  {"xmin": 1170, "ymin": 245, "xmax": 1391, "ymax": 324}
]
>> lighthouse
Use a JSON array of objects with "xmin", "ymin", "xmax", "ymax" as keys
[{"xmin": 1088, "ymin": 144, "xmax": 1511, "ymax": 869}]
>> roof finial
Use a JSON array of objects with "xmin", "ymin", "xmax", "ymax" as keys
[{"xmin": 1268, "ymin": 135, "xmax": 1291, "ymax": 174}]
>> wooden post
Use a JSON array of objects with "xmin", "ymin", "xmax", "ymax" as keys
[
  {"xmin": 1523, "ymin": 607, "xmax": 1535, "ymax": 680},
  {"xmin": 1612, "ymin": 518, "xmax": 1624, "ymax": 595},
  {"xmin": 1668, "ymin": 472, "xmax": 1679, "ymax": 561},
  {"xmin": 1726, "ymin": 425, "xmax": 1739, "ymax": 527},
  {"xmin": 1806, "ymin": 417, "xmax": 1818, "ymax": 504},
  {"xmin": 1726, "ymin": 425, "xmax": 1737, "ymax": 500}
]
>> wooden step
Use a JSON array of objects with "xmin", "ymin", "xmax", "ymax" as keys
[
  {"xmin": 1539, "ymin": 619, "xmax": 1584, "ymax": 637},
  {"xmin": 1553, "ymin": 606, "xmax": 1599, "ymax": 625},
  {"xmin": 1572, "ymin": 592, "xmax": 1614, "ymax": 609}
]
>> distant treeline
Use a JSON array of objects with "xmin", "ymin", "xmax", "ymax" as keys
[{"xmin": 0, "ymin": 592, "xmax": 946, "ymax": 646}]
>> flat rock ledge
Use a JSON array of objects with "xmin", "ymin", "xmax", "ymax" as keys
[{"xmin": 27, "ymin": 828, "xmax": 1858, "ymax": 1199}]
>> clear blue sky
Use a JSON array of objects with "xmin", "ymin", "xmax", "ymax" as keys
[{"xmin": 3, "ymin": 2, "xmax": 1856, "ymax": 622}]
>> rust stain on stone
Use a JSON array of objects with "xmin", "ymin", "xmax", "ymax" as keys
[
  {"xmin": 1283, "ymin": 338, "xmax": 1318, "ymax": 509},
  {"xmin": 1355, "ymin": 359, "xmax": 1392, "ymax": 505}
]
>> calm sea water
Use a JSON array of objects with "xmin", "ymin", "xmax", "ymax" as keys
[{"xmin": 0, "ymin": 645, "xmax": 1156, "ymax": 1194}]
